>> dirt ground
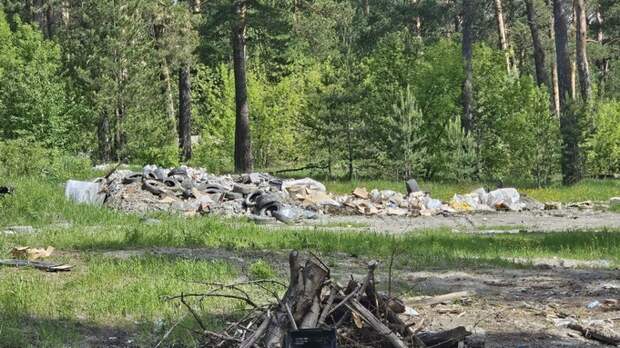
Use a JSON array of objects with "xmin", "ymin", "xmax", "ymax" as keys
[
  {"xmin": 103, "ymin": 246, "xmax": 620, "ymax": 348},
  {"xmin": 299, "ymin": 209, "xmax": 620, "ymax": 234}
]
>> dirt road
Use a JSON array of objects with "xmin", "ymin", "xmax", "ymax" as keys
[{"xmin": 309, "ymin": 209, "xmax": 620, "ymax": 234}]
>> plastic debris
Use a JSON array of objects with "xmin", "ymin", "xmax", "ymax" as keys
[
  {"xmin": 65, "ymin": 180, "xmax": 106, "ymax": 205},
  {"xmin": 586, "ymin": 300, "xmax": 602, "ymax": 309}
]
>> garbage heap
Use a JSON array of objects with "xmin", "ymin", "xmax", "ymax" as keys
[{"xmin": 65, "ymin": 165, "xmax": 542, "ymax": 222}]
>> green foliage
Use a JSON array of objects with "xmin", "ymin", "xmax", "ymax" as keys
[
  {"xmin": 473, "ymin": 45, "xmax": 560, "ymax": 184},
  {"xmin": 388, "ymin": 86, "xmax": 426, "ymax": 178},
  {"xmin": 435, "ymin": 117, "xmax": 478, "ymax": 182},
  {"xmin": 192, "ymin": 64, "xmax": 236, "ymax": 172},
  {"xmin": 585, "ymin": 101, "xmax": 620, "ymax": 175},
  {"xmin": 0, "ymin": 11, "xmax": 71, "ymax": 148},
  {"xmin": 0, "ymin": 139, "xmax": 92, "ymax": 180}
]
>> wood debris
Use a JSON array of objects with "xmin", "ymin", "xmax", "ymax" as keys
[{"xmin": 172, "ymin": 251, "xmax": 478, "ymax": 347}]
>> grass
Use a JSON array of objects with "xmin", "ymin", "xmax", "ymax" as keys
[
  {"xmin": 1, "ymin": 174, "xmax": 619, "ymax": 346},
  {"xmin": 0, "ymin": 254, "xmax": 238, "ymax": 347},
  {"xmin": 324, "ymin": 178, "xmax": 620, "ymax": 203}
]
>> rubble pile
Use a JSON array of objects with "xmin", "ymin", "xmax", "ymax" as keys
[{"xmin": 65, "ymin": 165, "xmax": 544, "ymax": 221}]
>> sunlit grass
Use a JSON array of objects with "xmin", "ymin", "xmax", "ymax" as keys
[{"xmin": 324, "ymin": 178, "xmax": 620, "ymax": 203}]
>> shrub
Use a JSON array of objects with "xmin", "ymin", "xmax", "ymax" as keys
[
  {"xmin": 585, "ymin": 101, "xmax": 620, "ymax": 176},
  {"xmin": 0, "ymin": 139, "xmax": 92, "ymax": 180}
]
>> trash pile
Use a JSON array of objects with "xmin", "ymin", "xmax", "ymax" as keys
[{"xmin": 65, "ymin": 165, "xmax": 543, "ymax": 222}]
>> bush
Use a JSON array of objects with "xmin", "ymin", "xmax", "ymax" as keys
[
  {"xmin": 0, "ymin": 139, "xmax": 93, "ymax": 180},
  {"xmin": 586, "ymin": 101, "xmax": 620, "ymax": 176}
]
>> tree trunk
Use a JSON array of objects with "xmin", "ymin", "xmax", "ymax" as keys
[
  {"xmin": 163, "ymin": 63, "xmax": 176, "ymax": 124},
  {"xmin": 547, "ymin": 0, "xmax": 561, "ymax": 116},
  {"xmin": 114, "ymin": 103, "xmax": 126, "ymax": 161},
  {"xmin": 553, "ymin": 0, "xmax": 581, "ymax": 185},
  {"xmin": 574, "ymin": 0, "xmax": 591, "ymax": 102},
  {"xmin": 153, "ymin": 23, "xmax": 177, "ymax": 128},
  {"xmin": 97, "ymin": 113, "xmax": 112, "ymax": 162},
  {"xmin": 362, "ymin": 0, "xmax": 369, "ymax": 16},
  {"xmin": 595, "ymin": 8, "xmax": 609, "ymax": 98},
  {"xmin": 192, "ymin": 0, "xmax": 201, "ymax": 14},
  {"xmin": 178, "ymin": 65, "xmax": 192, "ymax": 161},
  {"xmin": 409, "ymin": 0, "xmax": 421, "ymax": 37},
  {"xmin": 493, "ymin": 0, "xmax": 511, "ymax": 73},
  {"xmin": 346, "ymin": 122, "xmax": 354, "ymax": 181},
  {"xmin": 461, "ymin": 0, "xmax": 474, "ymax": 134},
  {"xmin": 61, "ymin": 0, "xmax": 69, "ymax": 26},
  {"xmin": 525, "ymin": 0, "xmax": 549, "ymax": 87},
  {"xmin": 233, "ymin": 1, "xmax": 253, "ymax": 173},
  {"xmin": 32, "ymin": 0, "xmax": 48, "ymax": 37},
  {"xmin": 178, "ymin": 66, "xmax": 193, "ymax": 161},
  {"xmin": 45, "ymin": 0, "xmax": 54, "ymax": 38}
]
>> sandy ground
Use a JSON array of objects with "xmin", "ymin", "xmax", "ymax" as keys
[{"xmin": 101, "ymin": 246, "xmax": 620, "ymax": 347}]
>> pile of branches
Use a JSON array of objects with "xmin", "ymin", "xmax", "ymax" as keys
[{"xmin": 174, "ymin": 251, "xmax": 475, "ymax": 348}]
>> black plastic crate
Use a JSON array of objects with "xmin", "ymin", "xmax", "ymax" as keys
[{"xmin": 284, "ymin": 328, "xmax": 338, "ymax": 348}]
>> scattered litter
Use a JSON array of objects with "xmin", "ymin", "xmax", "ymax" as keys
[
  {"xmin": 451, "ymin": 188, "xmax": 527, "ymax": 212},
  {"xmin": 567, "ymin": 201, "xmax": 594, "ymax": 209},
  {"xmin": 0, "ymin": 259, "xmax": 72, "ymax": 272},
  {"xmin": 403, "ymin": 306, "xmax": 419, "ymax": 317},
  {"xmin": 65, "ymin": 180, "xmax": 106, "ymax": 205},
  {"xmin": 352, "ymin": 187, "xmax": 369, "ymax": 199},
  {"xmin": 586, "ymin": 300, "xmax": 602, "ymax": 309},
  {"xmin": 11, "ymin": 246, "xmax": 54, "ymax": 260},
  {"xmin": 2, "ymin": 225, "xmax": 35, "ymax": 235},
  {"xmin": 544, "ymin": 202, "xmax": 562, "ymax": 210}
]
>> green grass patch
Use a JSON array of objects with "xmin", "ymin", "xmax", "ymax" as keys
[
  {"xmin": 0, "ymin": 253, "xmax": 238, "ymax": 347},
  {"xmin": 521, "ymin": 179, "xmax": 620, "ymax": 203},
  {"xmin": 324, "ymin": 178, "xmax": 620, "ymax": 203},
  {"xmin": 318, "ymin": 221, "xmax": 369, "ymax": 228}
]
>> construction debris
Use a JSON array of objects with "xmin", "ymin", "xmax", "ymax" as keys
[
  {"xmin": 171, "ymin": 251, "xmax": 477, "ymax": 348},
  {"xmin": 65, "ymin": 165, "xmax": 552, "ymax": 221},
  {"xmin": 11, "ymin": 245, "xmax": 54, "ymax": 260},
  {"xmin": 0, "ymin": 259, "xmax": 72, "ymax": 272},
  {"xmin": 1, "ymin": 245, "xmax": 72, "ymax": 272}
]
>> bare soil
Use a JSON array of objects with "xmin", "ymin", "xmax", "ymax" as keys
[{"xmin": 303, "ymin": 209, "xmax": 620, "ymax": 234}]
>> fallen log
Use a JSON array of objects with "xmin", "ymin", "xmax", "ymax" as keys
[
  {"xmin": 413, "ymin": 291, "xmax": 472, "ymax": 306},
  {"xmin": 416, "ymin": 326, "xmax": 471, "ymax": 347},
  {"xmin": 568, "ymin": 323, "xmax": 620, "ymax": 346}
]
